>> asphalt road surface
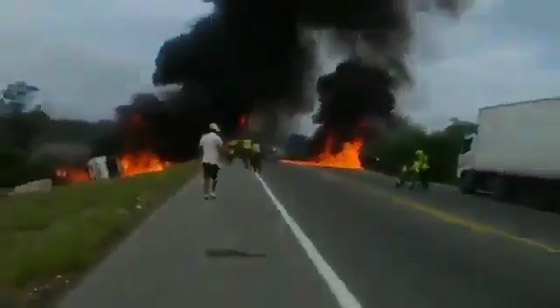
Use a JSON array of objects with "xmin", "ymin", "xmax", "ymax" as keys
[
  {"xmin": 261, "ymin": 163, "xmax": 560, "ymax": 308},
  {"xmin": 60, "ymin": 162, "xmax": 560, "ymax": 308}
]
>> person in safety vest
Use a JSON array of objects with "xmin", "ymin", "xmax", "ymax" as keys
[
  {"xmin": 410, "ymin": 149, "xmax": 430, "ymax": 190},
  {"xmin": 241, "ymin": 139, "xmax": 252, "ymax": 169},
  {"xmin": 250, "ymin": 142, "xmax": 262, "ymax": 173},
  {"xmin": 395, "ymin": 150, "xmax": 430, "ymax": 190}
]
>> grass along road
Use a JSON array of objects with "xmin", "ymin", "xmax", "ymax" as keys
[{"xmin": 0, "ymin": 162, "xmax": 198, "ymax": 307}]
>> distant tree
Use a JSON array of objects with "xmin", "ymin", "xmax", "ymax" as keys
[
  {"xmin": 445, "ymin": 118, "xmax": 478, "ymax": 139},
  {"xmin": 40, "ymin": 119, "xmax": 115, "ymax": 144},
  {"xmin": 0, "ymin": 148, "xmax": 27, "ymax": 187},
  {"xmin": 4, "ymin": 110, "xmax": 50, "ymax": 152},
  {"xmin": 1, "ymin": 81, "xmax": 40, "ymax": 114}
]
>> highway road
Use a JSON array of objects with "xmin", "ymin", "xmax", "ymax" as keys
[
  {"xmin": 261, "ymin": 163, "xmax": 560, "ymax": 308},
  {"xmin": 60, "ymin": 162, "xmax": 560, "ymax": 308}
]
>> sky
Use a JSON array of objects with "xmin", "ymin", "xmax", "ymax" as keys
[
  {"xmin": 1, "ymin": 0, "xmax": 559, "ymax": 131},
  {"xmin": 402, "ymin": 0, "xmax": 560, "ymax": 129}
]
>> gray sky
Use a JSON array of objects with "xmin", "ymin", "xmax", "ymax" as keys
[
  {"xmin": 0, "ymin": 0, "xmax": 212, "ymax": 119},
  {"xmin": 402, "ymin": 0, "xmax": 560, "ymax": 129},
  {"xmin": 2, "ymin": 0, "xmax": 559, "ymax": 131}
]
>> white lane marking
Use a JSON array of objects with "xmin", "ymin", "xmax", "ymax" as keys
[{"xmin": 255, "ymin": 173, "xmax": 362, "ymax": 308}]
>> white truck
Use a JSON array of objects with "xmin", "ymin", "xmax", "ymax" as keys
[{"xmin": 457, "ymin": 98, "xmax": 560, "ymax": 209}]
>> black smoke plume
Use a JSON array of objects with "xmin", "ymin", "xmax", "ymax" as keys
[
  {"xmin": 113, "ymin": 0, "xmax": 470, "ymax": 160},
  {"xmin": 308, "ymin": 58, "xmax": 398, "ymax": 154}
]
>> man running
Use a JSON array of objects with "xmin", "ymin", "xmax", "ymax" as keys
[{"xmin": 199, "ymin": 123, "xmax": 223, "ymax": 200}]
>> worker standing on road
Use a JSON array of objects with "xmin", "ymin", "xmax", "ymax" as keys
[
  {"xmin": 250, "ymin": 142, "xmax": 262, "ymax": 173},
  {"xmin": 410, "ymin": 150, "xmax": 430, "ymax": 190},
  {"xmin": 199, "ymin": 123, "xmax": 224, "ymax": 200},
  {"xmin": 241, "ymin": 139, "xmax": 252, "ymax": 169}
]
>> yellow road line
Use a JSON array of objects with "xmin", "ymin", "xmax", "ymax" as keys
[
  {"xmin": 320, "ymin": 170, "xmax": 560, "ymax": 253},
  {"xmin": 391, "ymin": 196, "xmax": 559, "ymax": 253}
]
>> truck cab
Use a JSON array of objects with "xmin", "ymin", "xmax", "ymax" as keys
[{"xmin": 457, "ymin": 133, "xmax": 477, "ymax": 179}]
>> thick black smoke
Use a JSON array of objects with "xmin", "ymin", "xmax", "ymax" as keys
[
  {"xmin": 114, "ymin": 0, "xmax": 470, "ymax": 160},
  {"xmin": 310, "ymin": 59, "xmax": 397, "ymax": 149}
]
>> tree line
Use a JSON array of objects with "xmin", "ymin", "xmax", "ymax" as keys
[
  {"xmin": 1, "ymin": 81, "xmax": 479, "ymax": 188},
  {"xmin": 0, "ymin": 82, "xmax": 113, "ymax": 188},
  {"xmin": 363, "ymin": 118, "xmax": 478, "ymax": 184}
]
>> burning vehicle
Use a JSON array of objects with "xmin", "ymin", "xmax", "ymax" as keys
[
  {"xmin": 56, "ymin": 152, "xmax": 172, "ymax": 184},
  {"xmin": 87, "ymin": 156, "xmax": 122, "ymax": 180}
]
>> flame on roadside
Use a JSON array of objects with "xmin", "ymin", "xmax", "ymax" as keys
[
  {"xmin": 119, "ymin": 152, "xmax": 172, "ymax": 177},
  {"xmin": 282, "ymin": 136, "xmax": 364, "ymax": 170},
  {"xmin": 56, "ymin": 152, "xmax": 172, "ymax": 183},
  {"xmin": 56, "ymin": 168, "xmax": 91, "ymax": 183}
]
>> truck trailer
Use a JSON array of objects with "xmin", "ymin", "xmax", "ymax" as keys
[{"xmin": 457, "ymin": 98, "xmax": 560, "ymax": 210}]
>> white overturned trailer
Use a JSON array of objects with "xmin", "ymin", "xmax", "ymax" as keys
[
  {"xmin": 87, "ymin": 156, "xmax": 122, "ymax": 180},
  {"xmin": 457, "ymin": 98, "xmax": 560, "ymax": 210}
]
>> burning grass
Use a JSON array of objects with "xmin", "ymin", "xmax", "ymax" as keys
[
  {"xmin": 282, "ymin": 137, "xmax": 364, "ymax": 170},
  {"xmin": 0, "ymin": 161, "xmax": 198, "ymax": 307},
  {"xmin": 120, "ymin": 152, "xmax": 172, "ymax": 177}
]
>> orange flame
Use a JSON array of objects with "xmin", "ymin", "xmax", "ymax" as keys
[
  {"xmin": 56, "ymin": 152, "xmax": 171, "ymax": 184},
  {"xmin": 56, "ymin": 168, "xmax": 91, "ymax": 183},
  {"xmin": 119, "ymin": 152, "xmax": 172, "ymax": 177},
  {"xmin": 282, "ymin": 137, "xmax": 364, "ymax": 170}
]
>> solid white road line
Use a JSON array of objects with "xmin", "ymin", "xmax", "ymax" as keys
[{"xmin": 255, "ymin": 173, "xmax": 362, "ymax": 308}]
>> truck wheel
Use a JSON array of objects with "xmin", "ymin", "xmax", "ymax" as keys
[
  {"xmin": 459, "ymin": 171, "xmax": 476, "ymax": 194},
  {"xmin": 492, "ymin": 176, "xmax": 516, "ymax": 203}
]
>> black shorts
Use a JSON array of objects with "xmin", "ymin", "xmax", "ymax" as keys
[{"xmin": 202, "ymin": 163, "xmax": 220, "ymax": 179}]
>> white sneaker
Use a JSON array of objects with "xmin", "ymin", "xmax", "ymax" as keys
[
  {"xmin": 210, "ymin": 192, "xmax": 216, "ymax": 199},
  {"xmin": 204, "ymin": 194, "xmax": 209, "ymax": 200}
]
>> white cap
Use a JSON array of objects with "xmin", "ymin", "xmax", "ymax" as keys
[{"xmin": 209, "ymin": 123, "xmax": 220, "ymax": 132}]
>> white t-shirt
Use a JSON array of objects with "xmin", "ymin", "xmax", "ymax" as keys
[{"xmin": 199, "ymin": 132, "xmax": 223, "ymax": 165}]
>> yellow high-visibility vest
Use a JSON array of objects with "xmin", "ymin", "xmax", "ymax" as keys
[
  {"xmin": 412, "ymin": 161, "xmax": 421, "ymax": 172},
  {"xmin": 252, "ymin": 143, "xmax": 261, "ymax": 153}
]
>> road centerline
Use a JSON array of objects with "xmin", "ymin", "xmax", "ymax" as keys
[{"xmin": 255, "ymin": 173, "xmax": 362, "ymax": 308}]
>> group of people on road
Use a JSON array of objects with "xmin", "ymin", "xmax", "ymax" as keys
[
  {"xmin": 240, "ymin": 139, "xmax": 263, "ymax": 173},
  {"xmin": 200, "ymin": 121, "xmax": 431, "ymax": 200},
  {"xmin": 198, "ymin": 122, "xmax": 264, "ymax": 200},
  {"xmin": 396, "ymin": 149, "xmax": 431, "ymax": 190}
]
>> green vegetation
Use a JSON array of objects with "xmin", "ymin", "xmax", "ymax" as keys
[
  {"xmin": 1, "ymin": 81, "xmax": 119, "ymax": 188},
  {"xmin": 0, "ymin": 162, "xmax": 198, "ymax": 306},
  {"xmin": 364, "ymin": 118, "xmax": 478, "ymax": 184},
  {"xmin": 0, "ymin": 112, "xmax": 114, "ymax": 188}
]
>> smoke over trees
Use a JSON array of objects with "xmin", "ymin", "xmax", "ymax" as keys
[{"xmin": 115, "ymin": 0, "xmax": 471, "ymax": 160}]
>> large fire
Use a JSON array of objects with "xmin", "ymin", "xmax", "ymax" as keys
[
  {"xmin": 282, "ymin": 137, "xmax": 364, "ymax": 170},
  {"xmin": 56, "ymin": 168, "xmax": 91, "ymax": 183},
  {"xmin": 56, "ymin": 152, "xmax": 172, "ymax": 183},
  {"xmin": 120, "ymin": 152, "xmax": 172, "ymax": 177}
]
